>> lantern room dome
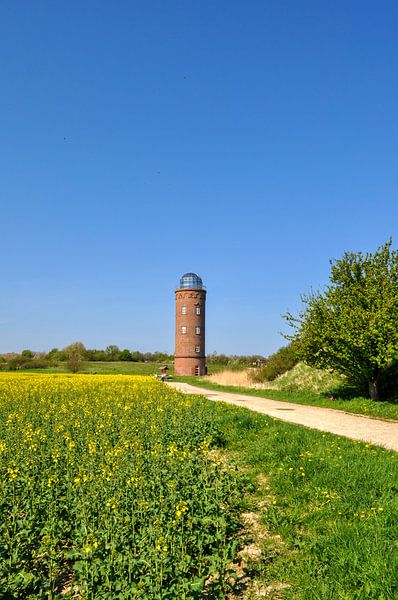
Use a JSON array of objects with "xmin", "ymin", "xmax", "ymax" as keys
[{"xmin": 179, "ymin": 272, "xmax": 204, "ymax": 289}]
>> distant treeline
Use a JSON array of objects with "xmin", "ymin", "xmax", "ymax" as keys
[
  {"xmin": 0, "ymin": 343, "xmax": 266, "ymax": 372},
  {"xmin": 206, "ymin": 352, "xmax": 266, "ymax": 369},
  {"xmin": 0, "ymin": 343, "xmax": 172, "ymax": 371}
]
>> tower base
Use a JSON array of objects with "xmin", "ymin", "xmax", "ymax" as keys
[{"xmin": 174, "ymin": 357, "xmax": 206, "ymax": 376}]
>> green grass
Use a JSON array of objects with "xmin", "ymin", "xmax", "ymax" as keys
[
  {"xmin": 17, "ymin": 361, "xmax": 174, "ymax": 376},
  {"xmin": 17, "ymin": 361, "xmax": 225, "ymax": 377},
  {"xmin": 210, "ymin": 400, "xmax": 398, "ymax": 598},
  {"xmin": 82, "ymin": 361, "xmax": 173, "ymax": 375},
  {"xmin": 176, "ymin": 377, "xmax": 398, "ymax": 421}
]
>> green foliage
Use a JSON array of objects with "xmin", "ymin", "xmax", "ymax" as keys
[
  {"xmin": 105, "ymin": 344, "xmax": 120, "ymax": 358},
  {"xmin": 5, "ymin": 345, "xmax": 175, "ymax": 367},
  {"xmin": 207, "ymin": 352, "xmax": 266, "ymax": 369},
  {"xmin": 45, "ymin": 348, "xmax": 60, "ymax": 365},
  {"xmin": 22, "ymin": 358, "xmax": 49, "ymax": 370},
  {"xmin": 6, "ymin": 356, "xmax": 27, "ymax": 371},
  {"xmin": 286, "ymin": 239, "xmax": 398, "ymax": 400},
  {"xmin": 118, "ymin": 348, "xmax": 133, "ymax": 361},
  {"xmin": 6, "ymin": 356, "xmax": 49, "ymax": 371},
  {"xmin": 252, "ymin": 343, "xmax": 299, "ymax": 382},
  {"xmin": 46, "ymin": 347, "xmax": 59, "ymax": 359}
]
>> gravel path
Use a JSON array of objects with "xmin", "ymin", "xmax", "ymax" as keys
[{"xmin": 167, "ymin": 382, "xmax": 398, "ymax": 452}]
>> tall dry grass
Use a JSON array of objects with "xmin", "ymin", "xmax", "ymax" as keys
[{"xmin": 205, "ymin": 369, "xmax": 261, "ymax": 388}]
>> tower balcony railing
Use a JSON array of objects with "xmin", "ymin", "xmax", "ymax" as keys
[{"xmin": 176, "ymin": 283, "xmax": 206, "ymax": 291}]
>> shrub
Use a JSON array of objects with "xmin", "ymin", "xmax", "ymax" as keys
[
  {"xmin": 25, "ymin": 358, "xmax": 49, "ymax": 370},
  {"xmin": 252, "ymin": 343, "xmax": 299, "ymax": 382},
  {"xmin": 66, "ymin": 355, "xmax": 84, "ymax": 373}
]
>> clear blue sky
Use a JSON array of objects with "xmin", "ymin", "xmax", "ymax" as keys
[{"xmin": 1, "ymin": 1, "xmax": 398, "ymax": 355}]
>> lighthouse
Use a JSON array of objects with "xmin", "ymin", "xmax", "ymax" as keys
[{"xmin": 174, "ymin": 273, "xmax": 206, "ymax": 376}]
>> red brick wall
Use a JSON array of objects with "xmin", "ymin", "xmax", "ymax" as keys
[{"xmin": 174, "ymin": 288, "xmax": 206, "ymax": 376}]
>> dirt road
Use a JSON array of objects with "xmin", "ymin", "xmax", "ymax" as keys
[{"xmin": 167, "ymin": 382, "xmax": 398, "ymax": 452}]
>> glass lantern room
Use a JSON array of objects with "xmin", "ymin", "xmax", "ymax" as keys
[{"xmin": 179, "ymin": 272, "xmax": 205, "ymax": 290}]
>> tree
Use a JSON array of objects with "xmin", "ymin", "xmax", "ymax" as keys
[
  {"xmin": 105, "ymin": 345, "xmax": 120, "ymax": 360},
  {"xmin": 64, "ymin": 342, "xmax": 86, "ymax": 373},
  {"xmin": 63, "ymin": 342, "xmax": 86, "ymax": 359},
  {"xmin": 21, "ymin": 349, "xmax": 34, "ymax": 359},
  {"xmin": 118, "ymin": 349, "xmax": 133, "ymax": 361},
  {"xmin": 285, "ymin": 240, "xmax": 398, "ymax": 401}
]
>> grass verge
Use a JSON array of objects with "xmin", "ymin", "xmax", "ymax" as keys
[
  {"xmin": 210, "ymin": 400, "xmax": 398, "ymax": 599},
  {"xmin": 176, "ymin": 377, "xmax": 398, "ymax": 421}
]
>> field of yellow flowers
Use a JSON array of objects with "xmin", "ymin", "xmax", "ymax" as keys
[{"xmin": 0, "ymin": 374, "xmax": 242, "ymax": 599}]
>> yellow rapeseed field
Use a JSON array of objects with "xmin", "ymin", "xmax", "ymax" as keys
[{"xmin": 0, "ymin": 373, "xmax": 241, "ymax": 598}]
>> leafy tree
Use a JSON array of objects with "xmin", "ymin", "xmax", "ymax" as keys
[
  {"xmin": 142, "ymin": 352, "xmax": 171, "ymax": 362},
  {"xmin": 63, "ymin": 342, "xmax": 86, "ymax": 359},
  {"xmin": 85, "ymin": 349, "xmax": 108, "ymax": 361},
  {"xmin": 285, "ymin": 240, "xmax": 398, "ymax": 401},
  {"xmin": 64, "ymin": 342, "xmax": 86, "ymax": 373},
  {"xmin": 21, "ymin": 349, "xmax": 34, "ymax": 359},
  {"xmin": 46, "ymin": 348, "xmax": 60, "ymax": 366},
  {"xmin": 105, "ymin": 345, "xmax": 120, "ymax": 361},
  {"xmin": 118, "ymin": 349, "xmax": 133, "ymax": 362}
]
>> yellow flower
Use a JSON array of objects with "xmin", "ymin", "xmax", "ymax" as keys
[
  {"xmin": 175, "ymin": 500, "xmax": 188, "ymax": 519},
  {"xmin": 7, "ymin": 467, "xmax": 19, "ymax": 481},
  {"xmin": 106, "ymin": 497, "xmax": 118, "ymax": 511}
]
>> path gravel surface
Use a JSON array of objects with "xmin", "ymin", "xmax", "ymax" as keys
[{"xmin": 167, "ymin": 382, "xmax": 398, "ymax": 452}]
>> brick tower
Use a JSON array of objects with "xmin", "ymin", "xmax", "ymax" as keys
[{"xmin": 174, "ymin": 273, "xmax": 206, "ymax": 376}]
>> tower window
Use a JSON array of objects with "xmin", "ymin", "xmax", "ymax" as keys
[
  {"xmin": 181, "ymin": 306, "xmax": 187, "ymax": 314},
  {"xmin": 196, "ymin": 306, "xmax": 201, "ymax": 315},
  {"xmin": 181, "ymin": 326, "xmax": 187, "ymax": 334},
  {"xmin": 195, "ymin": 327, "xmax": 200, "ymax": 335},
  {"xmin": 195, "ymin": 345, "xmax": 200, "ymax": 353}
]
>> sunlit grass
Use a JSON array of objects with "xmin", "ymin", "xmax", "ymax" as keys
[{"xmin": 211, "ymin": 403, "xmax": 398, "ymax": 599}]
